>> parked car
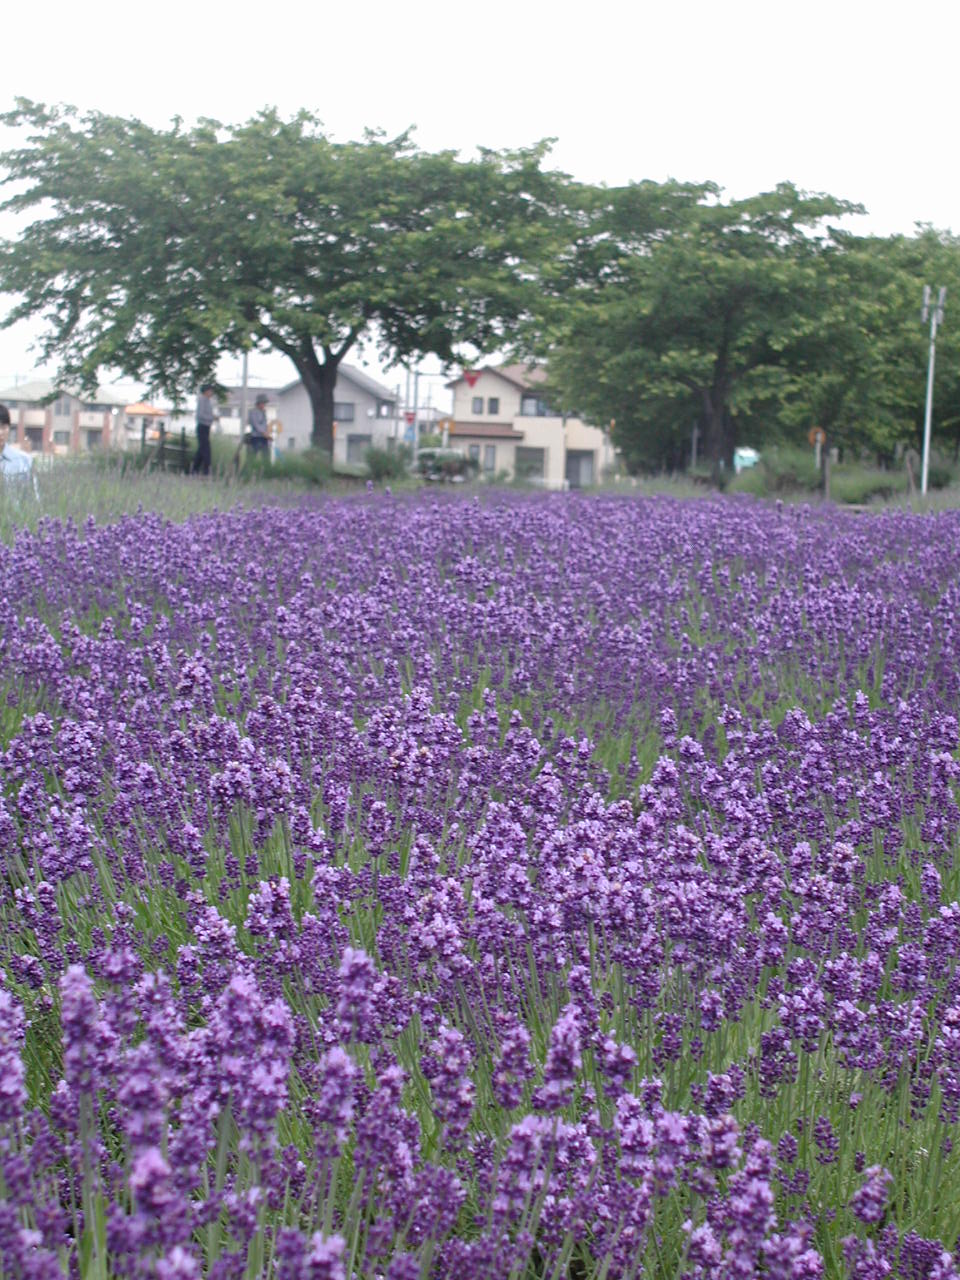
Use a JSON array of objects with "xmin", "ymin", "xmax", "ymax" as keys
[
  {"xmin": 734, "ymin": 447, "xmax": 760, "ymax": 475},
  {"xmin": 416, "ymin": 448, "xmax": 474, "ymax": 482}
]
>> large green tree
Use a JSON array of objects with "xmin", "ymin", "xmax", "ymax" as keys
[
  {"xmin": 773, "ymin": 227, "xmax": 960, "ymax": 464},
  {"xmin": 0, "ymin": 101, "xmax": 570, "ymax": 452},
  {"xmin": 544, "ymin": 181, "xmax": 860, "ymax": 472}
]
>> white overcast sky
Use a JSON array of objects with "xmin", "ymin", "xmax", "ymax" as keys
[{"xmin": 1, "ymin": 0, "xmax": 957, "ymax": 405}]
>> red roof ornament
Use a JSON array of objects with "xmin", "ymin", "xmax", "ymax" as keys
[{"xmin": 463, "ymin": 370, "xmax": 481, "ymax": 388}]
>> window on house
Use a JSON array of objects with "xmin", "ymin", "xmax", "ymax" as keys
[
  {"xmin": 487, "ymin": 397, "xmax": 499, "ymax": 415},
  {"xmin": 346, "ymin": 433, "xmax": 372, "ymax": 464},
  {"xmin": 471, "ymin": 397, "xmax": 483, "ymax": 414},
  {"xmin": 515, "ymin": 446, "xmax": 546, "ymax": 479},
  {"xmin": 53, "ymin": 430, "xmax": 71, "ymax": 446},
  {"xmin": 54, "ymin": 396, "xmax": 71, "ymax": 416},
  {"xmin": 520, "ymin": 394, "xmax": 551, "ymax": 417},
  {"xmin": 334, "ymin": 401, "xmax": 355, "ymax": 422},
  {"xmin": 483, "ymin": 444, "xmax": 496, "ymax": 472},
  {"xmin": 468, "ymin": 444, "xmax": 481, "ymax": 463}
]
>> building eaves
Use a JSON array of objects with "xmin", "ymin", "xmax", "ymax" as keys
[
  {"xmin": 449, "ymin": 421, "xmax": 525, "ymax": 440},
  {"xmin": 0, "ymin": 379, "xmax": 130, "ymax": 406},
  {"xmin": 445, "ymin": 362, "xmax": 547, "ymax": 391},
  {"xmin": 276, "ymin": 363, "xmax": 397, "ymax": 401}
]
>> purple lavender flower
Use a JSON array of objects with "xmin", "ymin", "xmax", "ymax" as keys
[
  {"xmin": 336, "ymin": 946, "xmax": 379, "ymax": 1042},
  {"xmin": 533, "ymin": 1003, "xmax": 581, "ymax": 1112},
  {"xmin": 493, "ymin": 1017, "xmax": 533, "ymax": 1110},
  {"xmin": 850, "ymin": 1165, "xmax": 893, "ymax": 1225},
  {"xmin": 0, "ymin": 986, "xmax": 27, "ymax": 1122}
]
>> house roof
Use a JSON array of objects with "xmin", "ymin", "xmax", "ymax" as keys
[
  {"xmin": 277, "ymin": 363, "xmax": 396, "ymax": 402},
  {"xmin": 446, "ymin": 362, "xmax": 548, "ymax": 391},
  {"xmin": 125, "ymin": 402, "xmax": 167, "ymax": 416},
  {"xmin": 449, "ymin": 421, "xmax": 524, "ymax": 440},
  {"xmin": 0, "ymin": 378, "xmax": 129, "ymax": 406},
  {"xmin": 217, "ymin": 384, "xmax": 285, "ymax": 403}
]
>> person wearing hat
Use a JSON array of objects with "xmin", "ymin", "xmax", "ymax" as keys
[{"xmin": 247, "ymin": 393, "xmax": 271, "ymax": 457}]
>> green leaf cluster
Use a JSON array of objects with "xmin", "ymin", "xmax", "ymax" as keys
[{"xmin": 0, "ymin": 102, "xmax": 572, "ymax": 450}]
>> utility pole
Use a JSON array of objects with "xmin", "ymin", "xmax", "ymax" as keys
[
  {"xmin": 412, "ymin": 367, "xmax": 421, "ymax": 456},
  {"xmin": 921, "ymin": 284, "xmax": 947, "ymax": 496}
]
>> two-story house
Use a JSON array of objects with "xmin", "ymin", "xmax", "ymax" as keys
[
  {"xmin": 274, "ymin": 365, "xmax": 399, "ymax": 463},
  {"xmin": 445, "ymin": 364, "xmax": 613, "ymax": 488},
  {"xmin": 0, "ymin": 378, "xmax": 129, "ymax": 455},
  {"xmin": 158, "ymin": 365, "xmax": 401, "ymax": 463}
]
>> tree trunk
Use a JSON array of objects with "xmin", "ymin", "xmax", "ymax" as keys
[
  {"xmin": 700, "ymin": 389, "xmax": 736, "ymax": 483},
  {"xmin": 300, "ymin": 358, "xmax": 338, "ymax": 456},
  {"xmin": 701, "ymin": 389, "xmax": 724, "ymax": 481},
  {"xmin": 721, "ymin": 406, "xmax": 736, "ymax": 471}
]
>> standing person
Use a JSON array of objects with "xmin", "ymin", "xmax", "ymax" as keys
[
  {"xmin": 194, "ymin": 384, "xmax": 218, "ymax": 475},
  {"xmin": 0, "ymin": 404, "xmax": 37, "ymax": 496},
  {"xmin": 247, "ymin": 393, "xmax": 270, "ymax": 458}
]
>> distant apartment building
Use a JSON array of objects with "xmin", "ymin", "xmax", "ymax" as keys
[
  {"xmin": 445, "ymin": 364, "xmax": 614, "ymax": 488},
  {"xmin": 0, "ymin": 379, "xmax": 129, "ymax": 455}
]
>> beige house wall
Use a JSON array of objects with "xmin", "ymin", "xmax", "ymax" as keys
[
  {"xmin": 452, "ymin": 372, "xmax": 522, "ymax": 421},
  {"xmin": 510, "ymin": 417, "xmax": 563, "ymax": 487},
  {"xmin": 449, "ymin": 370, "xmax": 617, "ymax": 487}
]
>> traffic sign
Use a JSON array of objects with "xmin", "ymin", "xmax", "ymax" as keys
[{"xmin": 808, "ymin": 426, "xmax": 826, "ymax": 447}]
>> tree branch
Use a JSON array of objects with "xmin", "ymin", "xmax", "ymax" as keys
[
  {"xmin": 334, "ymin": 323, "xmax": 364, "ymax": 362},
  {"xmin": 256, "ymin": 322, "xmax": 303, "ymax": 367}
]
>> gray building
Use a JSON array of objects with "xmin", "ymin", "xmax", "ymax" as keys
[{"xmin": 272, "ymin": 365, "xmax": 400, "ymax": 463}]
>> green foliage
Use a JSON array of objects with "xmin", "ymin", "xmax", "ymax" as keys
[
  {"xmin": 827, "ymin": 466, "xmax": 908, "ymax": 505},
  {"xmin": 364, "ymin": 445, "xmax": 411, "ymax": 481},
  {"xmin": 264, "ymin": 448, "xmax": 337, "ymax": 486},
  {"xmin": 543, "ymin": 182, "xmax": 860, "ymax": 473},
  {"xmin": 539, "ymin": 188, "xmax": 960, "ymax": 477},
  {"xmin": 0, "ymin": 101, "xmax": 572, "ymax": 453},
  {"xmin": 756, "ymin": 444, "xmax": 822, "ymax": 494}
]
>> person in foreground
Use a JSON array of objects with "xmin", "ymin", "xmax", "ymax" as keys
[{"xmin": 0, "ymin": 403, "xmax": 38, "ymax": 495}]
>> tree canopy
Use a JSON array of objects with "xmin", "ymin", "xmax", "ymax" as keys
[
  {"xmin": 543, "ymin": 181, "xmax": 862, "ymax": 473},
  {"xmin": 3, "ymin": 100, "xmax": 958, "ymax": 473},
  {"xmin": 0, "ymin": 101, "xmax": 572, "ymax": 451}
]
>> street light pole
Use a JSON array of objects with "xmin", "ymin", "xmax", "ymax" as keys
[{"xmin": 921, "ymin": 284, "xmax": 947, "ymax": 497}]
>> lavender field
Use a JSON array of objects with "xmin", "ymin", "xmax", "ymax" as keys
[{"xmin": 3, "ymin": 491, "xmax": 960, "ymax": 1280}]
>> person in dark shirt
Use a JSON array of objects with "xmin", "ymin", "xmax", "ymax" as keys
[
  {"xmin": 247, "ymin": 393, "xmax": 270, "ymax": 457},
  {"xmin": 194, "ymin": 384, "xmax": 218, "ymax": 474}
]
